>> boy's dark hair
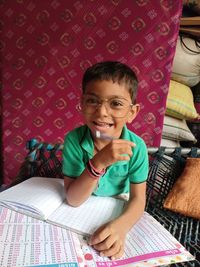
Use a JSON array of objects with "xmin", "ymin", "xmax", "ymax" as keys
[{"xmin": 82, "ymin": 61, "xmax": 138, "ymax": 103}]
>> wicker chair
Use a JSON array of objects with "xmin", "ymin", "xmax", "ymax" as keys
[
  {"xmin": 14, "ymin": 139, "xmax": 200, "ymax": 267},
  {"xmin": 146, "ymin": 147, "xmax": 200, "ymax": 267}
]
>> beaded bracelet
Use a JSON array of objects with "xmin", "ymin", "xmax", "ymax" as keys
[
  {"xmin": 86, "ymin": 160, "xmax": 106, "ymax": 180},
  {"xmin": 86, "ymin": 166, "xmax": 99, "ymax": 180},
  {"xmin": 88, "ymin": 160, "xmax": 106, "ymax": 176}
]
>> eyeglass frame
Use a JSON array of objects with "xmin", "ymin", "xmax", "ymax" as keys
[{"xmin": 77, "ymin": 94, "xmax": 135, "ymax": 118}]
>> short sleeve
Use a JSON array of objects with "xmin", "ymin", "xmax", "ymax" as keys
[
  {"xmin": 62, "ymin": 131, "xmax": 85, "ymax": 177},
  {"xmin": 129, "ymin": 139, "xmax": 149, "ymax": 183}
]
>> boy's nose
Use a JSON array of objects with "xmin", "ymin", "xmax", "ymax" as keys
[{"xmin": 96, "ymin": 102, "xmax": 110, "ymax": 116}]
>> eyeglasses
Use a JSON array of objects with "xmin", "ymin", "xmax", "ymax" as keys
[{"xmin": 78, "ymin": 94, "xmax": 134, "ymax": 118}]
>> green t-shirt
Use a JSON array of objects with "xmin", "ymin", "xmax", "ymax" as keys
[{"xmin": 62, "ymin": 125, "xmax": 149, "ymax": 196}]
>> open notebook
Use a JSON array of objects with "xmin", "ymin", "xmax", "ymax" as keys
[
  {"xmin": 0, "ymin": 177, "xmax": 195, "ymax": 266},
  {"xmin": 0, "ymin": 177, "xmax": 124, "ymax": 235},
  {"xmin": 0, "ymin": 207, "xmax": 195, "ymax": 267}
]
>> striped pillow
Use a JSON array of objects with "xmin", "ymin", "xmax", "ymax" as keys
[
  {"xmin": 166, "ymin": 80, "xmax": 199, "ymax": 120},
  {"xmin": 162, "ymin": 115, "xmax": 196, "ymax": 142}
]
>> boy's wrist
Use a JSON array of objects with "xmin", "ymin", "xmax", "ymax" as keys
[
  {"xmin": 86, "ymin": 160, "xmax": 106, "ymax": 180},
  {"xmin": 89, "ymin": 158, "xmax": 106, "ymax": 173}
]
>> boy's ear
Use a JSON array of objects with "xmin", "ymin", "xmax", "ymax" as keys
[{"xmin": 127, "ymin": 104, "xmax": 140, "ymax": 123}]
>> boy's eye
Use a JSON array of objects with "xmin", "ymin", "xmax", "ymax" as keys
[
  {"xmin": 85, "ymin": 97, "xmax": 99, "ymax": 105},
  {"xmin": 110, "ymin": 99, "xmax": 124, "ymax": 109}
]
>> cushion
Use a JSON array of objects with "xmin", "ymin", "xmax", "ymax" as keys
[
  {"xmin": 160, "ymin": 138, "xmax": 180, "ymax": 147},
  {"xmin": 171, "ymin": 36, "xmax": 200, "ymax": 87},
  {"xmin": 163, "ymin": 158, "xmax": 200, "ymax": 220},
  {"xmin": 162, "ymin": 115, "xmax": 197, "ymax": 142},
  {"xmin": 186, "ymin": 121, "xmax": 200, "ymax": 147},
  {"xmin": 166, "ymin": 80, "xmax": 199, "ymax": 120},
  {"xmin": 183, "ymin": 1, "xmax": 200, "ymax": 15},
  {"xmin": 192, "ymin": 81, "xmax": 200, "ymax": 115}
]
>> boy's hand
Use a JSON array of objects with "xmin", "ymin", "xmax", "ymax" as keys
[
  {"xmin": 92, "ymin": 139, "xmax": 136, "ymax": 170},
  {"xmin": 89, "ymin": 220, "xmax": 127, "ymax": 260}
]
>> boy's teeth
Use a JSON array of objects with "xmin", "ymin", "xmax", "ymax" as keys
[
  {"xmin": 96, "ymin": 122, "xmax": 110, "ymax": 128},
  {"xmin": 96, "ymin": 122, "xmax": 107, "ymax": 126}
]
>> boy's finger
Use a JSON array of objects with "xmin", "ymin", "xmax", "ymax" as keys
[
  {"xmin": 92, "ymin": 235, "xmax": 116, "ymax": 251},
  {"xmin": 112, "ymin": 139, "xmax": 136, "ymax": 147},
  {"xmin": 111, "ymin": 245, "xmax": 124, "ymax": 260},
  {"xmin": 89, "ymin": 227, "xmax": 109, "ymax": 245},
  {"xmin": 118, "ymin": 155, "xmax": 131, "ymax": 161}
]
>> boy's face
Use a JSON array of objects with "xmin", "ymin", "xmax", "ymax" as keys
[{"xmin": 81, "ymin": 80, "xmax": 140, "ymax": 139}]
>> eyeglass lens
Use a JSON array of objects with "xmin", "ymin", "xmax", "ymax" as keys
[{"xmin": 81, "ymin": 95, "xmax": 132, "ymax": 118}]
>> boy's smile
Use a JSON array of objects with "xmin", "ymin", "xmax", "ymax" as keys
[
  {"xmin": 82, "ymin": 80, "xmax": 139, "ymax": 140},
  {"xmin": 93, "ymin": 121, "xmax": 114, "ymax": 129}
]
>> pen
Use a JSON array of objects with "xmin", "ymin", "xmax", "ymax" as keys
[
  {"xmin": 95, "ymin": 130, "xmax": 136, "ymax": 148},
  {"xmin": 95, "ymin": 130, "xmax": 115, "ymax": 140}
]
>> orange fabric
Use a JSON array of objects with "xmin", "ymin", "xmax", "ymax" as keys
[{"xmin": 164, "ymin": 158, "xmax": 200, "ymax": 220}]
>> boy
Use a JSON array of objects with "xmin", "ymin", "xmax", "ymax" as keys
[{"xmin": 62, "ymin": 61, "xmax": 149, "ymax": 260}]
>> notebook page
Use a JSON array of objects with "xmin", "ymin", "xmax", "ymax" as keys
[
  {"xmin": 77, "ymin": 212, "xmax": 195, "ymax": 267},
  {"xmin": 0, "ymin": 207, "xmax": 84, "ymax": 267},
  {"xmin": 0, "ymin": 177, "xmax": 65, "ymax": 219},
  {"xmin": 47, "ymin": 196, "xmax": 125, "ymax": 235}
]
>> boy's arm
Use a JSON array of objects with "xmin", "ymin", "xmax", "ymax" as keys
[
  {"xmin": 89, "ymin": 182, "xmax": 146, "ymax": 259},
  {"xmin": 64, "ymin": 139, "xmax": 135, "ymax": 206},
  {"xmin": 115, "ymin": 181, "xmax": 146, "ymax": 230},
  {"xmin": 64, "ymin": 172, "xmax": 99, "ymax": 207}
]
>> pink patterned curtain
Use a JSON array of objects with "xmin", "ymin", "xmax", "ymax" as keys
[{"xmin": 0, "ymin": 0, "xmax": 182, "ymax": 185}]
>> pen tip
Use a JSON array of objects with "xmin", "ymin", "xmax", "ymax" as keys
[{"xmin": 95, "ymin": 130, "xmax": 101, "ymax": 138}]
